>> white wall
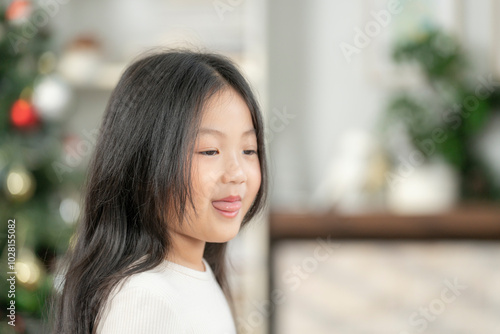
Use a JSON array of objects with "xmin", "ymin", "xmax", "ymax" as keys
[{"xmin": 267, "ymin": 0, "xmax": 497, "ymax": 211}]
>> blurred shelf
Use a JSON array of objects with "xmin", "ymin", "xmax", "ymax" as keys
[
  {"xmin": 269, "ymin": 202, "xmax": 500, "ymax": 240},
  {"xmin": 59, "ymin": 61, "xmax": 127, "ymax": 91}
]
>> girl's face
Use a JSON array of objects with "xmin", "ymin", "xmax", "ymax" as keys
[{"xmin": 172, "ymin": 87, "xmax": 262, "ymax": 243}]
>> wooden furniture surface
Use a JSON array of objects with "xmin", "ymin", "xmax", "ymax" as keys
[
  {"xmin": 269, "ymin": 203, "xmax": 500, "ymax": 240},
  {"xmin": 268, "ymin": 202, "xmax": 500, "ymax": 333}
]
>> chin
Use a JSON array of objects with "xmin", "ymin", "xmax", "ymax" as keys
[{"xmin": 209, "ymin": 223, "xmax": 242, "ymax": 243}]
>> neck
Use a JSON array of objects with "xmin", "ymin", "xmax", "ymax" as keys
[{"xmin": 167, "ymin": 231, "xmax": 206, "ymax": 272}]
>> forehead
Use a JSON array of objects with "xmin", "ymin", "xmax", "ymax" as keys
[{"xmin": 198, "ymin": 88, "xmax": 255, "ymax": 133}]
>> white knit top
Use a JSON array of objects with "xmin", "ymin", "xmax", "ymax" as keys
[{"xmin": 96, "ymin": 258, "xmax": 237, "ymax": 334}]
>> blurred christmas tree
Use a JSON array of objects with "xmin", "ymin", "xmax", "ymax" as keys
[{"xmin": 0, "ymin": 1, "xmax": 83, "ymax": 332}]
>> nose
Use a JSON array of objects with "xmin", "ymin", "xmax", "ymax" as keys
[{"xmin": 221, "ymin": 154, "xmax": 246, "ymax": 184}]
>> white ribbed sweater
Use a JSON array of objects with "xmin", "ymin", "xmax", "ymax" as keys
[{"xmin": 96, "ymin": 258, "xmax": 237, "ymax": 334}]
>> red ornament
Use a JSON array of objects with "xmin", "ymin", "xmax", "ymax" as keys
[
  {"xmin": 6, "ymin": 0, "xmax": 31, "ymax": 21},
  {"xmin": 11, "ymin": 99, "xmax": 39, "ymax": 128}
]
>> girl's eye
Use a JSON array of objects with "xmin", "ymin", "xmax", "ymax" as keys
[
  {"xmin": 199, "ymin": 150, "xmax": 219, "ymax": 156},
  {"xmin": 243, "ymin": 150, "xmax": 258, "ymax": 155}
]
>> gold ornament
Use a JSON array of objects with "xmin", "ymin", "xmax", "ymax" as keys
[
  {"xmin": 15, "ymin": 249, "xmax": 45, "ymax": 290},
  {"xmin": 4, "ymin": 166, "xmax": 36, "ymax": 202}
]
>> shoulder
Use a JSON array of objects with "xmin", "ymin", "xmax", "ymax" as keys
[
  {"xmin": 119, "ymin": 269, "xmax": 175, "ymax": 295},
  {"xmin": 96, "ymin": 272, "xmax": 185, "ymax": 334},
  {"xmin": 106, "ymin": 267, "xmax": 182, "ymax": 308}
]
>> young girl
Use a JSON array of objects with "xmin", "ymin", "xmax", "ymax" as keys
[{"xmin": 52, "ymin": 49, "xmax": 268, "ymax": 334}]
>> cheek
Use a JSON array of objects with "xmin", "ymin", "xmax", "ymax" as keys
[
  {"xmin": 248, "ymin": 162, "xmax": 262, "ymax": 194},
  {"xmin": 192, "ymin": 162, "xmax": 218, "ymax": 199}
]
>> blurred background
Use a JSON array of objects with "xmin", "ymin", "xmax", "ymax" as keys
[{"xmin": 0, "ymin": 0, "xmax": 499, "ymax": 333}]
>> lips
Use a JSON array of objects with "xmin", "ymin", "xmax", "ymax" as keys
[
  {"xmin": 214, "ymin": 195, "xmax": 241, "ymax": 202},
  {"xmin": 212, "ymin": 195, "xmax": 242, "ymax": 216}
]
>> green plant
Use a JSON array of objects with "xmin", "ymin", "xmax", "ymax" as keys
[{"xmin": 381, "ymin": 28, "xmax": 500, "ymax": 200}]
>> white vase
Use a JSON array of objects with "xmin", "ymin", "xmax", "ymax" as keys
[{"xmin": 386, "ymin": 159, "xmax": 459, "ymax": 215}]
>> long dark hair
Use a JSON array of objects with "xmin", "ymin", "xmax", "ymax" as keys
[{"xmin": 51, "ymin": 48, "xmax": 268, "ymax": 334}]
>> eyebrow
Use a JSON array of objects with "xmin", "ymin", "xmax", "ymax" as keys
[{"xmin": 198, "ymin": 128, "xmax": 256, "ymax": 137}]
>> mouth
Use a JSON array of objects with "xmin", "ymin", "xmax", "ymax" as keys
[{"xmin": 212, "ymin": 196, "xmax": 242, "ymax": 218}]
